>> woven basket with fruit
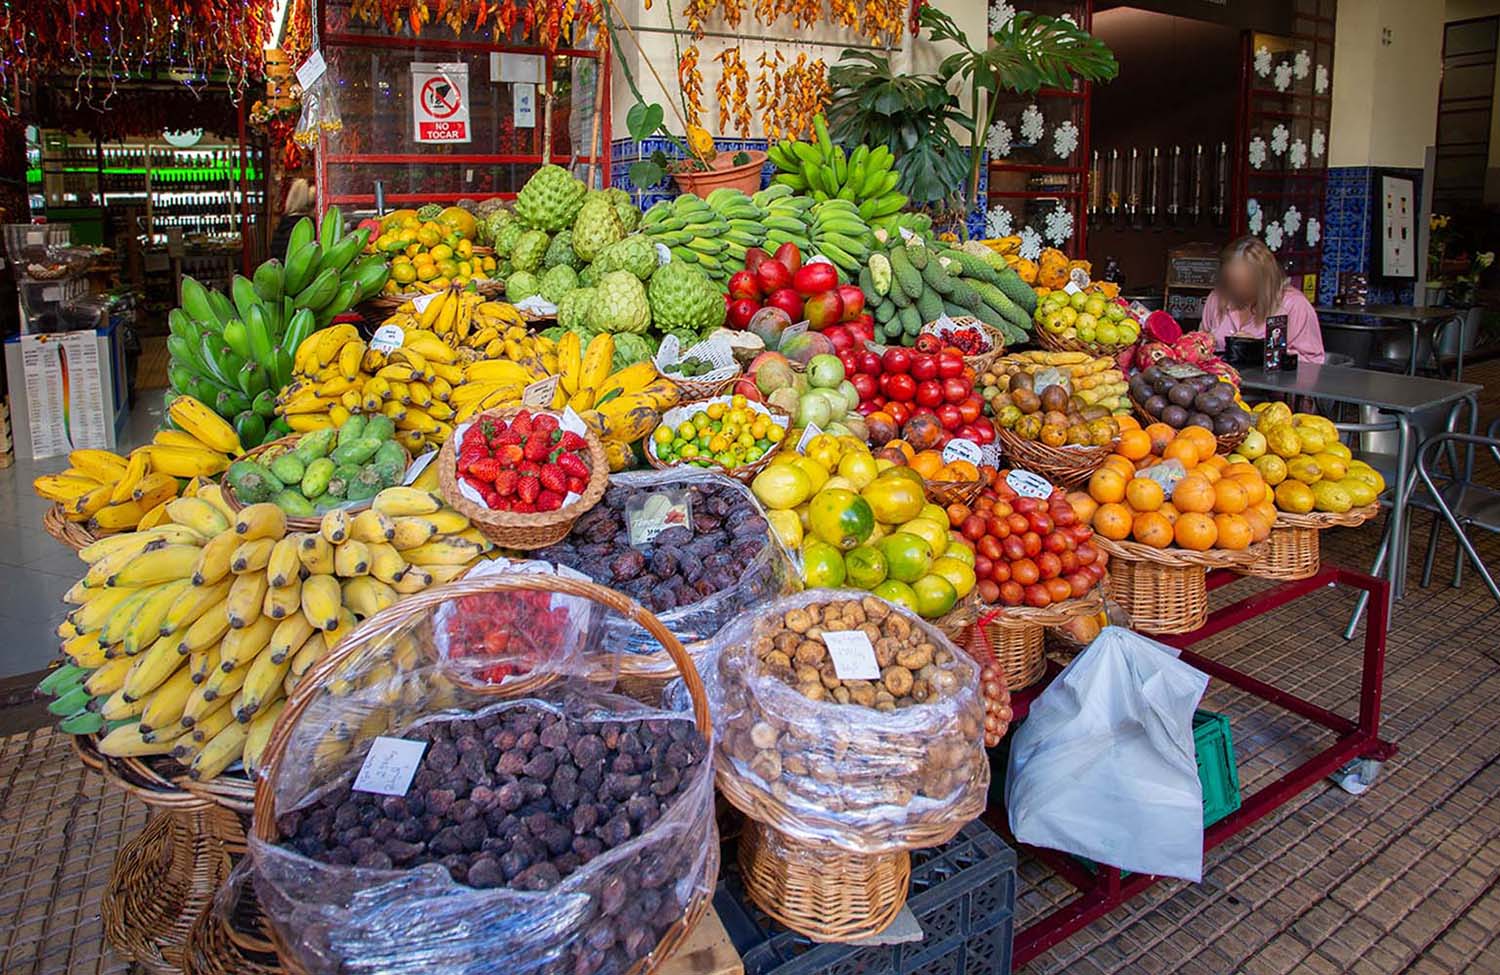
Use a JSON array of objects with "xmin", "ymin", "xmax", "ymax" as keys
[
  {"xmin": 1128, "ymin": 363, "xmax": 1252, "ymax": 454},
  {"xmin": 646, "ymin": 395, "xmax": 790, "ymax": 483}
]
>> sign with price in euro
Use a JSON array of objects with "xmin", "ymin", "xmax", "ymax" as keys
[{"xmin": 412, "ymin": 63, "xmax": 471, "ymax": 143}]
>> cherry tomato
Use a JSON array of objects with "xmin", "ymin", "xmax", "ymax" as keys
[{"xmin": 1011, "ymin": 558, "xmax": 1039, "ymax": 586}]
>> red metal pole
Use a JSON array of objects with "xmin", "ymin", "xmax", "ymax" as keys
[{"xmin": 239, "ymin": 97, "xmax": 251, "ymax": 274}]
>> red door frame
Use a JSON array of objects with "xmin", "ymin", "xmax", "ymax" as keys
[{"xmin": 314, "ymin": 0, "xmax": 611, "ymax": 213}]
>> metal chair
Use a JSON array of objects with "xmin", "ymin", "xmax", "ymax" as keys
[{"xmin": 1414, "ymin": 417, "xmax": 1500, "ymax": 609}]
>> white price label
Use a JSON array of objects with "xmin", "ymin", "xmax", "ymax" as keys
[
  {"xmin": 796, "ymin": 422, "xmax": 822, "ymax": 454},
  {"xmin": 401, "ymin": 449, "xmax": 439, "ymax": 486},
  {"xmin": 369, "ymin": 323, "xmax": 404, "ymax": 353},
  {"xmin": 1006, "ymin": 469, "xmax": 1053, "ymax": 499},
  {"xmin": 942, "ymin": 439, "xmax": 983, "ymax": 465},
  {"xmin": 778, "ymin": 321, "xmax": 809, "ymax": 349},
  {"xmin": 655, "ymin": 242, "xmax": 673, "ymax": 266},
  {"xmin": 513, "ymin": 83, "xmax": 536, "ymax": 128},
  {"xmin": 980, "ymin": 442, "xmax": 1003, "ymax": 468},
  {"xmin": 1063, "ymin": 280, "xmax": 1084, "ymax": 295},
  {"xmin": 411, "ymin": 291, "xmax": 441, "ymax": 313},
  {"xmin": 561, "ymin": 406, "xmax": 589, "ymax": 437},
  {"xmin": 897, "ymin": 228, "xmax": 924, "ymax": 247},
  {"xmin": 295, "ymin": 50, "xmax": 327, "ymax": 90},
  {"xmin": 824, "ymin": 630, "xmax": 881, "ymax": 681},
  {"xmin": 522, "ymin": 375, "xmax": 559, "ymax": 407},
  {"xmin": 352, "ymin": 736, "xmax": 427, "ymax": 796}
]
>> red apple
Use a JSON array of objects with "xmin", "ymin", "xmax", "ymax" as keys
[
  {"xmin": 914, "ymin": 333, "xmax": 942, "ymax": 355},
  {"xmin": 728, "ymin": 270, "xmax": 761, "ymax": 302},
  {"xmin": 726, "ymin": 298, "xmax": 759, "ymax": 330},
  {"xmin": 773, "ymin": 242, "xmax": 802, "ymax": 274},
  {"xmin": 936, "ymin": 351, "xmax": 965, "ymax": 379},
  {"xmin": 885, "ymin": 401, "xmax": 911, "ymax": 425},
  {"xmin": 804, "ymin": 290, "xmax": 845, "ymax": 330},
  {"xmin": 792, "ymin": 263, "xmax": 838, "ymax": 297},
  {"xmin": 942, "ymin": 376, "xmax": 970, "ymax": 404},
  {"xmin": 851, "ymin": 373, "xmax": 878, "ymax": 400},
  {"xmin": 743, "ymin": 247, "xmax": 772, "ymax": 272},
  {"xmin": 884, "ymin": 373, "xmax": 916, "ymax": 402},
  {"xmin": 848, "ymin": 316, "xmax": 875, "ymax": 344},
  {"xmin": 764, "ymin": 288, "xmax": 804, "ymax": 321},
  {"xmin": 835, "ymin": 284, "xmax": 865, "ymax": 321},
  {"xmin": 756, "ymin": 260, "xmax": 792, "ymax": 294},
  {"xmin": 826, "ymin": 326, "xmax": 856, "ymax": 353},
  {"xmin": 856, "ymin": 350, "xmax": 882, "ymax": 375}
]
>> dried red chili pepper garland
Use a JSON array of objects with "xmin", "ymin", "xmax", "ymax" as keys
[{"xmin": 347, "ymin": 0, "xmax": 600, "ymax": 48}]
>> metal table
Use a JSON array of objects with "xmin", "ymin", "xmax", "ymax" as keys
[
  {"xmin": 1236, "ymin": 362, "xmax": 1480, "ymax": 633},
  {"xmin": 1314, "ymin": 305, "xmax": 1462, "ymax": 375}
]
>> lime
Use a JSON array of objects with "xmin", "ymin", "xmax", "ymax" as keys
[
  {"xmin": 929, "ymin": 556, "xmax": 976, "ymax": 598},
  {"xmin": 912, "ymin": 574, "xmax": 958, "ymax": 618},
  {"xmin": 808, "ymin": 488, "xmax": 875, "ymax": 551}
]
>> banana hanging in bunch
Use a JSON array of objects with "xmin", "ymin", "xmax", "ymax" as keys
[
  {"xmin": 700, "ymin": 188, "xmax": 768, "ymax": 265},
  {"xmin": 752, "ymin": 184, "xmax": 815, "ymax": 257},
  {"xmin": 34, "ymin": 410, "xmax": 237, "ymax": 534},
  {"xmin": 555, "ymin": 334, "xmax": 681, "ymax": 471},
  {"xmin": 807, "ymin": 199, "xmax": 875, "ymax": 276},
  {"xmin": 35, "ymin": 486, "xmax": 492, "ymax": 780},
  {"xmin": 640, "ymin": 194, "xmax": 733, "ymax": 287},
  {"xmin": 380, "ymin": 287, "xmax": 532, "ymax": 360},
  {"xmin": 767, "ymin": 114, "xmax": 909, "ymax": 227}
]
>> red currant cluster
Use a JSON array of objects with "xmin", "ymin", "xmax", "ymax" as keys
[
  {"xmin": 456, "ymin": 410, "xmax": 592, "ymax": 513},
  {"xmin": 941, "ymin": 326, "xmax": 989, "ymax": 357}
]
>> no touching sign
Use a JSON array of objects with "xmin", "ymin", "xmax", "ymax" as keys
[{"xmin": 412, "ymin": 63, "xmax": 470, "ymax": 143}]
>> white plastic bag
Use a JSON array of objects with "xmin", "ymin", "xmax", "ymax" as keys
[{"xmin": 1005, "ymin": 626, "xmax": 1210, "ymax": 881}]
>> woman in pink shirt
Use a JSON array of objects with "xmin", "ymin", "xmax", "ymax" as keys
[{"xmin": 1200, "ymin": 236, "xmax": 1325, "ymax": 363}]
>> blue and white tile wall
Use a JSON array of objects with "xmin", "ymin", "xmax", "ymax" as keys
[{"xmin": 1319, "ymin": 166, "xmax": 1419, "ymax": 306}]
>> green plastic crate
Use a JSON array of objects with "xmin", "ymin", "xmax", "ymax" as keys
[{"xmin": 1194, "ymin": 708, "xmax": 1241, "ymax": 827}]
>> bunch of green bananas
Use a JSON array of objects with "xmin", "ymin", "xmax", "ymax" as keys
[
  {"xmin": 166, "ymin": 207, "xmax": 390, "ymax": 448},
  {"xmin": 640, "ymin": 195, "xmax": 733, "ymax": 286},
  {"xmin": 767, "ymin": 115, "xmax": 909, "ymax": 225},
  {"xmin": 702, "ymin": 187, "xmax": 769, "ymax": 264},
  {"xmin": 752, "ymin": 185, "xmax": 814, "ymax": 256},
  {"xmin": 807, "ymin": 199, "xmax": 875, "ymax": 275}
]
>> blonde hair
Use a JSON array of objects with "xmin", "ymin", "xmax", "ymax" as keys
[
  {"xmin": 284, "ymin": 178, "xmax": 315, "ymax": 216},
  {"xmin": 1219, "ymin": 235, "xmax": 1286, "ymax": 323}
]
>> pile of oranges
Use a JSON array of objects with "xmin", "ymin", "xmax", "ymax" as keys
[{"xmin": 1068, "ymin": 420, "xmax": 1276, "ymax": 553}]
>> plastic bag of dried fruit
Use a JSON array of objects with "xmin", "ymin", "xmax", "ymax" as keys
[
  {"xmin": 247, "ymin": 573, "xmax": 718, "ymax": 975},
  {"xmin": 707, "ymin": 589, "xmax": 989, "ymax": 854},
  {"xmin": 529, "ymin": 467, "xmax": 799, "ymax": 672}
]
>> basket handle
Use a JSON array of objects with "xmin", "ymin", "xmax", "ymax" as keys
[{"xmin": 251, "ymin": 572, "xmax": 711, "ymax": 844}]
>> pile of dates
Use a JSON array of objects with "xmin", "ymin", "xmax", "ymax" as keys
[
  {"xmin": 275, "ymin": 705, "xmax": 710, "ymax": 975},
  {"xmin": 534, "ymin": 480, "xmax": 771, "ymax": 614}
]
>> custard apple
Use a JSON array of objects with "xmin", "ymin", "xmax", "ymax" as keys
[
  {"xmin": 473, "ymin": 197, "xmax": 507, "ymax": 218},
  {"xmin": 556, "ymin": 288, "xmax": 596, "ymax": 332},
  {"xmin": 604, "ymin": 188, "xmax": 640, "ymax": 233},
  {"xmin": 543, "ymin": 230, "xmax": 582, "ymax": 270},
  {"xmin": 511, "ymin": 230, "xmax": 549, "ymax": 272},
  {"xmin": 506, "ymin": 271, "xmax": 542, "ymax": 302},
  {"xmin": 594, "ymin": 235, "xmax": 659, "ymax": 281},
  {"xmin": 611, "ymin": 332, "xmax": 657, "ymax": 371},
  {"xmin": 540, "ymin": 265, "xmax": 579, "ymax": 303},
  {"xmin": 589, "ymin": 271, "xmax": 651, "ymax": 335},
  {"xmin": 647, "ymin": 261, "xmax": 726, "ymax": 335},
  {"xmin": 515, "ymin": 165, "xmax": 586, "ymax": 231},
  {"xmin": 579, "ymin": 264, "xmax": 599, "ymax": 288},
  {"xmin": 416, "ymin": 203, "xmax": 442, "ymax": 221},
  {"xmin": 482, "ymin": 208, "xmax": 516, "ymax": 246},
  {"xmin": 572, "ymin": 192, "xmax": 625, "ymax": 262},
  {"xmin": 493, "ymin": 221, "xmax": 525, "ymax": 257}
]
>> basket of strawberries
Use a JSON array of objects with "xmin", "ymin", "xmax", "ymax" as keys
[{"xmin": 437, "ymin": 407, "xmax": 610, "ymax": 549}]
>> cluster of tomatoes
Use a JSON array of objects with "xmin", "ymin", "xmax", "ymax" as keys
[{"xmin": 844, "ymin": 335, "xmax": 992, "ymax": 449}]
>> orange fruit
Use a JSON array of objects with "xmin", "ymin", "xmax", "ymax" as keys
[
  {"xmin": 1145, "ymin": 422, "xmax": 1176, "ymax": 455},
  {"xmin": 1254, "ymin": 499, "xmax": 1279, "ymax": 526},
  {"xmin": 1225, "ymin": 462, "xmax": 1259, "ymax": 481},
  {"xmin": 1213, "ymin": 478, "xmax": 1249, "ymax": 514},
  {"xmin": 1162, "ymin": 438, "xmax": 1201, "ymax": 468},
  {"xmin": 1242, "ymin": 507, "xmax": 1273, "ymax": 542},
  {"xmin": 1159, "ymin": 501, "xmax": 1181, "ymax": 524},
  {"xmin": 1179, "ymin": 426, "xmax": 1218, "ymax": 464},
  {"xmin": 1102, "ymin": 454, "xmax": 1137, "ymax": 479},
  {"xmin": 1174, "ymin": 512, "xmax": 1218, "ymax": 551},
  {"xmin": 1233, "ymin": 472, "xmax": 1266, "ymax": 506},
  {"xmin": 1125, "ymin": 476, "xmax": 1165, "ymax": 512},
  {"xmin": 1115, "ymin": 414, "xmax": 1141, "ymax": 432},
  {"xmin": 886, "ymin": 439, "xmax": 916, "ymax": 462},
  {"xmin": 1195, "ymin": 463, "xmax": 1222, "ymax": 484},
  {"xmin": 1201, "ymin": 453, "xmax": 1229, "ymax": 472},
  {"xmin": 910, "ymin": 450, "xmax": 944, "ymax": 479},
  {"xmin": 1132, "ymin": 511, "xmax": 1174, "ymax": 548},
  {"xmin": 1172, "ymin": 475, "xmax": 1216, "ymax": 514},
  {"xmin": 939, "ymin": 460, "xmax": 980, "ymax": 481},
  {"xmin": 1093, "ymin": 502, "xmax": 1134, "ymax": 541},
  {"xmin": 1117, "ymin": 429, "xmax": 1152, "ymax": 461},
  {"xmin": 1214, "ymin": 513, "xmax": 1253, "ymax": 550},
  {"xmin": 1088, "ymin": 467, "xmax": 1128, "ymax": 504},
  {"xmin": 1067, "ymin": 490, "xmax": 1098, "ymax": 526}
]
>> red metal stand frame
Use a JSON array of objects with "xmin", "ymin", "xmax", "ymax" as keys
[{"xmin": 1001, "ymin": 564, "xmax": 1397, "ymax": 968}]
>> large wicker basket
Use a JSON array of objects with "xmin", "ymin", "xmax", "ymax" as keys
[
  {"xmin": 966, "ymin": 591, "xmax": 1105, "ymax": 692},
  {"xmin": 1033, "ymin": 322, "xmax": 1124, "ymax": 359},
  {"xmin": 1094, "ymin": 536, "xmax": 1264, "ymax": 634},
  {"xmin": 437, "ymin": 406, "xmax": 609, "ymax": 548},
  {"xmin": 995, "ymin": 424, "xmax": 1116, "ymax": 489},
  {"xmin": 43, "ymin": 503, "xmax": 97, "ymax": 551},
  {"xmin": 250, "ymin": 572, "xmax": 717, "ymax": 975},
  {"xmin": 222, "ymin": 434, "xmax": 413, "ymax": 533},
  {"xmin": 1242, "ymin": 502, "xmax": 1381, "ymax": 581}
]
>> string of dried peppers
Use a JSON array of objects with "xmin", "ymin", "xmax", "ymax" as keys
[
  {"xmin": 714, "ymin": 47, "xmax": 752, "ymax": 139},
  {"xmin": 347, "ymin": 0, "xmax": 600, "ymax": 48}
]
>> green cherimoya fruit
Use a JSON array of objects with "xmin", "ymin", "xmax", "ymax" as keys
[
  {"xmin": 578, "ymin": 264, "xmax": 599, "ymax": 288},
  {"xmin": 607, "ymin": 188, "xmax": 641, "ymax": 233},
  {"xmin": 416, "ymin": 203, "xmax": 442, "ymax": 221},
  {"xmin": 610, "ymin": 332, "xmax": 657, "ymax": 371},
  {"xmin": 647, "ymin": 260, "xmax": 726, "ymax": 335},
  {"xmin": 994, "ymin": 264, "xmax": 1039, "ymax": 315},
  {"xmin": 557, "ymin": 288, "xmax": 596, "ymax": 331},
  {"xmin": 543, "ymin": 230, "xmax": 583, "ymax": 270},
  {"xmin": 493, "ymin": 221, "xmax": 525, "ymax": 258},
  {"xmin": 594, "ymin": 234, "xmax": 659, "ymax": 281},
  {"xmin": 572, "ymin": 192, "xmax": 625, "ymax": 262},
  {"xmin": 511, "ymin": 229, "xmax": 550, "ymax": 272},
  {"xmin": 514, "ymin": 164, "xmax": 587, "ymax": 231},
  {"xmin": 506, "ymin": 270, "xmax": 542, "ymax": 302},
  {"xmin": 889, "ymin": 247, "xmax": 923, "ymax": 299},
  {"xmin": 540, "ymin": 265, "xmax": 580, "ymax": 303},
  {"xmin": 915, "ymin": 288, "xmax": 944, "ymax": 322},
  {"xmin": 588, "ymin": 270, "xmax": 651, "ymax": 335},
  {"xmin": 946, "ymin": 279, "xmax": 983, "ymax": 313}
]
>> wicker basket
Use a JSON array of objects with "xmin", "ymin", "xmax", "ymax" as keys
[
  {"xmin": 250, "ymin": 572, "xmax": 717, "ymax": 975},
  {"xmin": 222, "ymin": 434, "xmax": 413, "ymax": 533},
  {"xmin": 995, "ymin": 424, "xmax": 1115, "ymax": 489},
  {"xmin": 644, "ymin": 396, "xmax": 791, "ymax": 484},
  {"xmin": 1128, "ymin": 389, "xmax": 1248, "ymax": 455},
  {"xmin": 967, "ymin": 591, "xmax": 1105, "ymax": 691},
  {"xmin": 660, "ymin": 372, "xmax": 737, "ymax": 401},
  {"xmin": 43, "ymin": 503, "xmax": 96, "ymax": 551},
  {"xmin": 1242, "ymin": 502, "xmax": 1381, "ymax": 581},
  {"xmin": 923, "ymin": 477, "xmax": 985, "ymax": 507},
  {"xmin": 925, "ymin": 315, "xmax": 1005, "ymax": 377},
  {"xmin": 1033, "ymin": 322, "xmax": 1125, "ymax": 359},
  {"xmin": 437, "ymin": 406, "xmax": 609, "ymax": 548},
  {"xmin": 1094, "ymin": 536, "xmax": 1264, "ymax": 634}
]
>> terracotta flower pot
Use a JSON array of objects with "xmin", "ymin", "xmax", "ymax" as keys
[{"xmin": 673, "ymin": 150, "xmax": 767, "ymax": 198}]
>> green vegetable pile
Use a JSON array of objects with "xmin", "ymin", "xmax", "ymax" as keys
[{"xmin": 226, "ymin": 415, "xmax": 408, "ymax": 517}]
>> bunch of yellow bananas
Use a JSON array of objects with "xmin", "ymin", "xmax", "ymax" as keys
[
  {"xmin": 553, "ymin": 332, "xmax": 683, "ymax": 470},
  {"xmin": 57, "ymin": 479, "xmax": 493, "ymax": 781},
  {"xmin": 34, "ymin": 407, "xmax": 238, "ymax": 535},
  {"xmin": 387, "ymin": 286, "xmax": 528, "ymax": 357}
]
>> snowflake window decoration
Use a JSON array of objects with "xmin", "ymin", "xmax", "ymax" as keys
[
  {"xmin": 1293, "ymin": 50, "xmax": 1311, "ymax": 80},
  {"xmin": 1019, "ymin": 105, "xmax": 1045, "ymax": 144},
  {"xmin": 1044, "ymin": 203, "xmax": 1074, "ymax": 246},
  {"xmin": 1255, "ymin": 45, "xmax": 1272, "ymax": 77},
  {"xmin": 1053, "ymin": 121, "xmax": 1079, "ymax": 160},
  {"xmin": 1018, "ymin": 226, "xmax": 1043, "ymax": 262},
  {"xmin": 1263, "ymin": 221, "xmax": 1284, "ymax": 252},
  {"xmin": 1288, "ymin": 139, "xmax": 1308, "ymax": 169},
  {"xmin": 1306, "ymin": 217, "xmax": 1321, "ymax": 248},
  {"xmin": 1282, "ymin": 206, "xmax": 1302, "ymax": 235},
  {"xmin": 1315, "ymin": 64, "xmax": 1329, "ymax": 94},
  {"xmin": 988, "ymin": 1, "xmax": 1015, "ymax": 33},
  {"xmin": 986, "ymin": 120, "xmax": 1013, "ymax": 158},
  {"xmin": 985, "ymin": 204, "xmax": 1014, "ymax": 239},
  {"xmin": 1249, "ymin": 137, "xmax": 1268, "ymax": 170},
  {"xmin": 1274, "ymin": 62, "xmax": 1293, "ymax": 92},
  {"xmin": 1248, "ymin": 204, "xmax": 1264, "ymax": 236},
  {"xmin": 1270, "ymin": 124, "xmax": 1290, "ymax": 155},
  {"xmin": 1311, "ymin": 129, "xmax": 1326, "ymax": 159}
]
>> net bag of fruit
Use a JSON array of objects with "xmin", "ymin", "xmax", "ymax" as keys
[
  {"xmin": 530, "ymin": 468, "xmax": 799, "ymax": 671},
  {"xmin": 247, "ymin": 572, "xmax": 717, "ymax": 975}
]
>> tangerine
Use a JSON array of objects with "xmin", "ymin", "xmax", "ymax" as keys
[
  {"xmin": 1174, "ymin": 512, "xmax": 1219, "ymax": 551},
  {"xmin": 1132, "ymin": 511, "xmax": 1174, "ymax": 548},
  {"xmin": 1067, "ymin": 490, "xmax": 1099, "ymax": 526},
  {"xmin": 1214, "ymin": 513, "xmax": 1253, "ymax": 550},
  {"xmin": 1172, "ymin": 475, "xmax": 1217, "ymax": 514},
  {"xmin": 1088, "ymin": 467, "xmax": 1128, "ymax": 504},
  {"xmin": 1125, "ymin": 476, "xmax": 1165, "ymax": 512},
  {"xmin": 1213, "ymin": 478, "xmax": 1249, "ymax": 514},
  {"xmin": 1179, "ymin": 426, "xmax": 1218, "ymax": 464},
  {"xmin": 1159, "ymin": 501, "xmax": 1181, "ymax": 524},
  {"xmin": 1115, "ymin": 414, "xmax": 1142, "ymax": 432},
  {"xmin": 1102, "ymin": 454, "xmax": 1137, "ymax": 479},
  {"xmin": 909, "ymin": 450, "xmax": 944, "ymax": 479},
  {"xmin": 1254, "ymin": 499, "xmax": 1279, "ymax": 525},
  {"xmin": 1233, "ymin": 472, "xmax": 1266, "ymax": 506},
  {"xmin": 1224, "ymin": 462, "xmax": 1259, "ymax": 481},
  {"xmin": 1145, "ymin": 422, "xmax": 1176, "ymax": 455},
  {"xmin": 1162, "ymin": 438, "xmax": 1201, "ymax": 468},
  {"xmin": 1242, "ymin": 507, "xmax": 1273, "ymax": 542},
  {"xmin": 1093, "ymin": 502, "xmax": 1134, "ymax": 540},
  {"xmin": 1196, "ymin": 463, "xmax": 1222, "ymax": 484},
  {"xmin": 1117, "ymin": 429, "xmax": 1152, "ymax": 461}
]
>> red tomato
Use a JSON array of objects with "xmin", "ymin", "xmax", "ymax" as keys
[
  {"xmin": 957, "ymin": 398, "xmax": 982, "ymax": 424},
  {"xmin": 885, "ymin": 401, "xmax": 911, "ymax": 425},
  {"xmin": 977, "ymin": 579, "xmax": 1001, "ymax": 603},
  {"xmin": 1075, "ymin": 541, "xmax": 1098, "ymax": 566},
  {"xmin": 977, "ymin": 535, "xmax": 1004, "ymax": 561},
  {"xmin": 986, "ymin": 515, "xmax": 1011, "ymax": 539},
  {"xmin": 974, "ymin": 555, "xmax": 993, "ymax": 579},
  {"xmin": 999, "ymin": 534, "xmax": 1025, "ymax": 561},
  {"xmin": 1043, "ymin": 531, "xmax": 1070, "ymax": 554},
  {"xmin": 1028, "ymin": 511, "xmax": 1054, "ymax": 535},
  {"xmin": 1006, "ymin": 512, "xmax": 1030, "ymax": 536},
  {"xmin": 885, "ymin": 373, "xmax": 916, "ymax": 402},
  {"xmin": 857, "ymin": 400, "xmax": 882, "ymax": 417},
  {"xmin": 850, "ymin": 373, "xmax": 878, "ymax": 400},
  {"xmin": 1046, "ymin": 577, "xmax": 1074, "ymax": 603},
  {"xmin": 881, "ymin": 347, "xmax": 912, "ymax": 374},
  {"xmin": 1021, "ymin": 531, "xmax": 1042, "ymax": 557},
  {"xmin": 1066, "ymin": 571, "xmax": 1093, "ymax": 599},
  {"xmin": 856, "ymin": 350, "xmax": 883, "ymax": 375},
  {"xmin": 936, "ymin": 403, "xmax": 963, "ymax": 430},
  {"xmin": 1036, "ymin": 551, "xmax": 1062, "ymax": 580},
  {"xmin": 962, "ymin": 514, "xmax": 989, "ymax": 541},
  {"xmin": 914, "ymin": 333, "xmax": 943, "ymax": 355},
  {"xmin": 999, "ymin": 580, "xmax": 1024, "ymax": 606},
  {"xmin": 990, "ymin": 560, "xmax": 1011, "ymax": 583},
  {"xmin": 1023, "ymin": 582, "xmax": 1050, "ymax": 607},
  {"xmin": 1059, "ymin": 550, "xmax": 1079, "ymax": 574},
  {"xmin": 838, "ymin": 349, "xmax": 861, "ymax": 375},
  {"xmin": 910, "ymin": 354, "xmax": 938, "ymax": 381}
]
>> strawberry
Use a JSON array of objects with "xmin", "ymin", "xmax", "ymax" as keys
[
  {"xmin": 523, "ymin": 434, "xmax": 552, "ymax": 462},
  {"xmin": 491, "ymin": 469, "xmax": 519, "ymax": 497},
  {"xmin": 567, "ymin": 475, "xmax": 587, "ymax": 494},
  {"xmin": 491, "ymin": 427, "xmax": 523, "ymax": 447},
  {"xmin": 539, "ymin": 463, "xmax": 568, "ymax": 493},
  {"xmin": 458, "ymin": 445, "xmax": 488, "ymax": 473},
  {"xmin": 469, "ymin": 457, "xmax": 503, "ymax": 482},
  {"xmin": 497, "ymin": 443, "xmax": 524, "ymax": 465},
  {"xmin": 482, "ymin": 489, "xmax": 504, "ymax": 510},
  {"xmin": 460, "ymin": 473, "xmax": 488, "ymax": 493},
  {"xmin": 557, "ymin": 452, "xmax": 590, "ymax": 480},
  {"xmin": 537, "ymin": 489, "xmax": 564, "ymax": 511},
  {"xmin": 532, "ymin": 413, "xmax": 559, "ymax": 435},
  {"xmin": 511, "ymin": 501, "xmax": 534, "ymax": 513},
  {"xmin": 557, "ymin": 431, "xmax": 587, "ymax": 452},
  {"xmin": 461, "ymin": 424, "xmax": 487, "ymax": 452},
  {"xmin": 518, "ymin": 460, "xmax": 540, "ymax": 476},
  {"xmin": 511, "ymin": 411, "xmax": 534, "ymax": 437},
  {"xmin": 516, "ymin": 473, "xmax": 541, "ymax": 504}
]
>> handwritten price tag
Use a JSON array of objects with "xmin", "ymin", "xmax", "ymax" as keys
[
  {"xmin": 369, "ymin": 323, "xmax": 404, "ymax": 353},
  {"xmin": 942, "ymin": 439, "xmax": 983, "ymax": 465},
  {"xmin": 352, "ymin": 737, "xmax": 427, "ymax": 796},
  {"xmin": 824, "ymin": 630, "xmax": 881, "ymax": 681},
  {"xmin": 1006, "ymin": 469, "xmax": 1053, "ymax": 499},
  {"xmin": 522, "ymin": 375, "xmax": 559, "ymax": 407}
]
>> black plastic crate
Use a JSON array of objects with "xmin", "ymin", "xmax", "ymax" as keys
[{"xmin": 715, "ymin": 821, "xmax": 1016, "ymax": 975}]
